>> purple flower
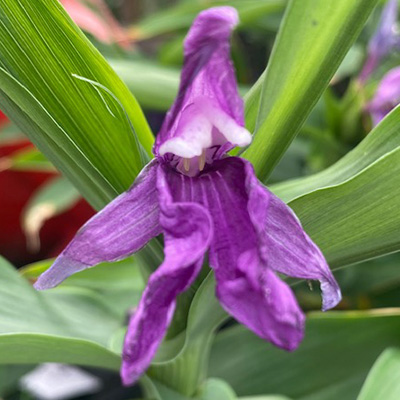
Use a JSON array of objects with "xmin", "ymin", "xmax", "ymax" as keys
[
  {"xmin": 367, "ymin": 66, "xmax": 400, "ymax": 125},
  {"xmin": 34, "ymin": 7, "xmax": 341, "ymax": 386},
  {"xmin": 360, "ymin": 0, "xmax": 399, "ymax": 82}
]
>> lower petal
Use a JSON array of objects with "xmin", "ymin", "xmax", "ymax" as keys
[
  {"xmin": 121, "ymin": 166, "xmax": 213, "ymax": 385},
  {"xmin": 242, "ymin": 159, "xmax": 341, "ymax": 311},
  {"xmin": 197, "ymin": 158, "xmax": 305, "ymax": 350},
  {"xmin": 217, "ymin": 250, "xmax": 304, "ymax": 350}
]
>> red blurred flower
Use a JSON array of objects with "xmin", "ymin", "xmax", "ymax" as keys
[
  {"xmin": 60, "ymin": 0, "xmax": 132, "ymax": 49},
  {"xmin": 0, "ymin": 124, "xmax": 94, "ymax": 267},
  {"xmin": 0, "ymin": 110, "xmax": 8, "ymax": 128}
]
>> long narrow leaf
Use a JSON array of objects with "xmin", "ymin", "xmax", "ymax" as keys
[
  {"xmin": 244, "ymin": 0, "xmax": 378, "ymax": 180},
  {"xmin": 210, "ymin": 310, "xmax": 400, "ymax": 400},
  {"xmin": 0, "ymin": 0, "xmax": 153, "ymax": 209},
  {"xmin": 272, "ymin": 106, "xmax": 400, "ymax": 203}
]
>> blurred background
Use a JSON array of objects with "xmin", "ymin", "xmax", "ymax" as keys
[{"xmin": 1, "ymin": 0, "xmax": 400, "ymax": 399}]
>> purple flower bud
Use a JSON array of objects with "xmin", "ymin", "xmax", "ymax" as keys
[
  {"xmin": 360, "ymin": 0, "xmax": 399, "ymax": 82},
  {"xmin": 367, "ymin": 66, "xmax": 400, "ymax": 125}
]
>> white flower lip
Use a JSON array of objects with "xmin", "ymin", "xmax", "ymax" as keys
[{"xmin": 159, "ymin": 99, "xmax": 252, "ymax": 159}]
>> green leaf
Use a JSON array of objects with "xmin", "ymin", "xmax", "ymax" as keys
[
  {"xmin": 240, "ymin": 397, "xmax": 291, "ymax": 400},
  {"xmin": 0, "ymin": 365, "xmax": 32, "ymax": 396},
  {"xmin": 109, "ymin": 59, "xmax": 179, "ymax": 111},
  {"xmin": 5, "ymin": 146, "xmax": 54, "ymax": 172},
  {"xmin": 357, "ymin": 348, "xmax": 400, "ymax": 400},
  {"xmin": 198, "ymin": 378, "xmax": 236, "ymax": 400},
  {"xmin": 210, "ymin": 310, "xmax": 400, "ymax": 400},
  {"xmin": 272, "ymin": 106, "xmax": 400, "ymax": 203},
  {"xmin": 141, "ymin": 376, "xmax": 191, "ymax": 400},
  {"xmin": 141, "ymin": 377, "xmax": 237, "ymax": 400},
  {"xmin": 0, "ymin": 256, "xmax": 122, "ymax": 369},
  {"xmin": 0, "ymin": 121, "xmax": 26, "ymax": 144},
  {"xmin": 289, "ymin": 144, "xmax": 400, "ymax": 268},
  {"xmin": 22, "ymin": 177, "xmax": 81, "ymax": 252},
  {"xmin": 255, "ymin": 107, "xmax": 400, "ymax": 268},
  {"xmin": 21, "ymin": 257, "xmax": 144, "ymax": 318},
  {"xmin": 0, "ymin": 0, "xmax": 153, "ymax": 209},
  {"xmin": 109, "ymin": 58, "xmax": 249, "ymax": 112},
  {"xmin": 0, "ymin": 334, "xmax": 120, "ymax": 370},
  {"xmin": 243, "ymin": 0, "xmax": 378, "ymax": 180},
  {"xmin": 334, "ymin": 254, "xmax": 400, "ymax": 298}
]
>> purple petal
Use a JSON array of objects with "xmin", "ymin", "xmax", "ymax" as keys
[
  {"xmin": 160, "ymin": 158, "xmax": 305, "ymax": 350},
  {"xmin": 360, "ymin": 0, "xmax": 398, "ymax": 81},
  {"xmin": 367, "ymin": 66, "xmax": 400, "ymax": 125},
  {"xmin": 121, "ymin": 165, "xmax": 213, "ymax": 386},
  {"xmin": 217, "ymin": 266, "xmax": 305, "ymax": 350},
  {"xmin": 242, "ymin": 159, "xmax": 341, "ymax": 311},
  {"xmin": 34, "ymin": 160, "xmax": 161, "ymax": 290},
  {"xmin": 206, "ymin": 159, "xmax": 304, "ymax": 350},
  {"xmin": 370, "ymin": 0, "xmax": 398, "ymax": 59},
  {"xmin": 154, "ymin": 6, "xmax": 251, "ymax": 164}
]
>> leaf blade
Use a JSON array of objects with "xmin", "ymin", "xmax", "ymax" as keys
[
  {"xmin": 0, "ymin": 0, "xmax": 154, "ymax": 208},
  {"xmin": 244, "ymin": 0, "xmax": 378, "ymax": 180},
  {"xmin": 357, "ymin": 348, "xmax": 400, "ymax": 400},
  {"xmin": 210, "ymin": 310, "xmax": 400, "ymax": 400}
]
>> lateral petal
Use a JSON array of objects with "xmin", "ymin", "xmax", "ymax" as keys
[
  {"xmin": 242, "ymin": 159, "xmax": 341, "ymax": 311},
  {"xmin": 34, "ymin": 160, "xmax": 161, "ymax": 290},
  {"xmin": 121, "ymin": 165, "xmax": 213, "ymax": 385}
]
